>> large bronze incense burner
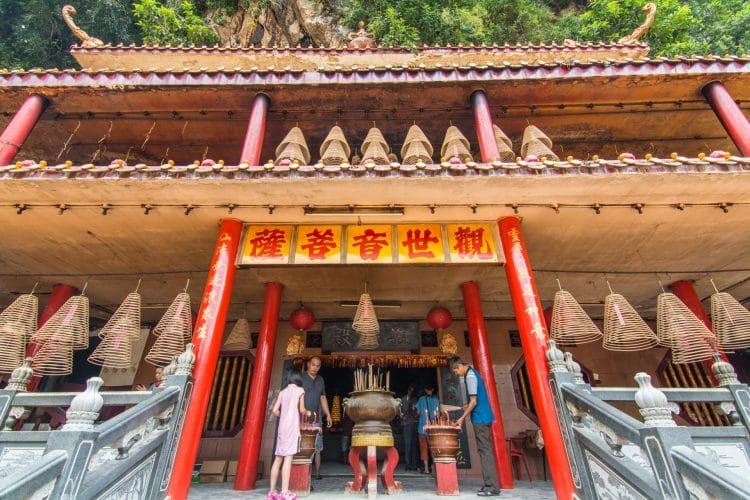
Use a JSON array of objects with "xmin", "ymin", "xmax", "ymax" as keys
[
  {"xmin": 344, "ymin": 365, "xmax": 399, "ymax": 447},
  {"xmin": 344, "ymin": 389, "xmax": 400, "ymax": 447}
]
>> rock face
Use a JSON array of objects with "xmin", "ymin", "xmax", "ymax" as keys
[{"xmin": 206, "ymin": 0, "xmax": 346, "ymax": 48}]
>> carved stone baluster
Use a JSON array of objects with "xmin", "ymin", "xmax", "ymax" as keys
[
  {"xmin": 711, "ymin": 353, "xmax": 740, "ymax": 386},
  {"xmin": 62, "ymin": 377, "xmax": 104, "ymax": 431},
  {"xmin": 634, "ymin": 373, "xmax": 676, "ymax": 427},
  {"xmin": 564, "ymin": 352, "xmax": 586, "ymax": 385},
  {"xmin": 175, "ymin": 343, "xmax": 195, "ymax": 376},
  {"xmin": 160, "ymin": 356, "xmax": 178, "ymax": 387},
  {"xmin": 546, "ymin": 340, "xmax": 567, "ymax": 372},
  {"xmin": 3, "ymin": 357, "xmax": 34, "ymax": 430}
]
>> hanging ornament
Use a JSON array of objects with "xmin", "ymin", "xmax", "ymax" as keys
[
  {"xmin": 551, "ymin": 286, "xmax": 602, "ymax": 346},
  {"xmin": 438, "ymin": 332, "xmax": 459, "ymax": 355},
  {"xmin": 0, "ymin": 292, "xmax": 38, "ymax": 373},
  {"xmin": 427, "ymin": 306, "xmax": 452, "ymax": 330},
  {"xmin": 290, "ymin": 307, "xmax": 316, "ymax": 332},
  {"xmin": 145, "ymin": 291, "xmax": 192, "ymax": 366},
  {"xmin": 88, "ymin": 290, "xmax": 142, "ymax": 368},
  {"xmin": 710, "ymin": 283, "xmax": 750, "ymax": 350},
  {"xmin": 32, "ymin": 292, "xmax": 90, "ymax": 376},
  {"xmin": 222, "ymin": 318, "xmax": 251, "ymax": 351},
  {"xmin": 656, "ymin": 292, "xmax": 717, "ymax": 364},
  {"xmin": 353, "ymin": 283, "xmax": 379, "ymax": 350},
  {"xmin": 602, "ymin": 283, "xmax": 657, "ymax": 351}
]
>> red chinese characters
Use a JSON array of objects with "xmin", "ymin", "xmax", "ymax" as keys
[
  {"xmin": 300, "ymin": 228, "xmax": 338, "ymax": 260},
  {"xmin": 240, "ymin": 226, "xmax": 293, "ymax": 264},
  {"xmin": 447, "ymin": 224, "xmax": 497, "ymax": 263},
  {"xmin": 352, "ymin": 228, "xmax": 389, "ymax": 260},
  {"xmin": 295, "ymin": 226, "xmax": 342, "ymax": 264}
]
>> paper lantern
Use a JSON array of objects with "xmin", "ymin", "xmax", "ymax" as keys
[
  {"xmin": 427, "ymin": 306, "xmax": 452, "ymax": 331},
  {"xmin": 290, "ymin": 307, "xmax": 315, "ymax": 332}
]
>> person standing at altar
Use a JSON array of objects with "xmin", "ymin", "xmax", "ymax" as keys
[
  {"xmin": 400, "ymin": 384, "xmax": 419, "ymax": 471},
  {"xmin": 416, "ymin": 385, "xmax": 440, "ymax": 474},
  {"xmin": 302, "ymin": 356, "xmax": 332, "ymax": 480},
  {"xmin": 449, "ymin": 357, "xmax": 500, "ymax": 497}
]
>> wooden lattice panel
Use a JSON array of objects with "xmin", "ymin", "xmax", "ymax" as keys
[{"xmin": 203, "ymin": 352, "xmax": 252, "ymax": 436}]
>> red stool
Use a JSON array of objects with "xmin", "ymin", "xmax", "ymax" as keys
[{"xmin": 506, "ymin": 438, "xmax": 532, "ymax": 481}]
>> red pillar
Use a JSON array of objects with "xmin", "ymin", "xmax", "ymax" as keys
[
  {"xmin": 167, "ymin": 219, "xmax": 243, "ymax": 499},
  {"xmin": 669, "ymin": 280, "xmax": 727, "ymax": 382},
  {"xmin": 498, "ymin": 216, "xmax": 575, "ymax": 498},
  {"xmin": 25, "ymin": 284, "xmax": 77, "ymax": 392},
  {"xmin": 235, "ymin": 282, "xmax": 283, "ymax": 490},
  {"xmin": 461, "ymin": 281, "xmax": 514, "ymax": 489},
  {"xmin": 0, "ymin": 94, "xmax": 48, "ymax": 166},
  {"xmin": 471, "ymin": 91, "xmax": 501, "ymax": 162},
  {"xmin": 702, "ymin": 81, "xmax": 750, "ymax": 156},
  {"xmin": 239, "ymin": 93, "xmax": 270, "ymax": 165}
]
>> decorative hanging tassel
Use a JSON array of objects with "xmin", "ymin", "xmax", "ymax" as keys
[
  {"xmin": 656, "ymin": 292, "xmax": 717, "ymax": 363},
  {"xmin": 602, "ymin": 291, "xmax": 657, "ymax": 351},
  {"xmin": 222, "ymin": 318, "xmax": 251, "ymax": 350},
  {"xmin": 551, "ymin": 289, "xmax": 602, "ymax": 346},
  {"xmin": 88, "ymin": 291, "xmax": 142, "ymax": 368},
  {"xmin": 0, "ymin": 293, "xmax": 38, "ymax": 373}
]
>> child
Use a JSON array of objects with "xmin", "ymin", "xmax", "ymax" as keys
[{"xmin": 268, "ymin": 368, "xmax": 310, "ymax": 500}]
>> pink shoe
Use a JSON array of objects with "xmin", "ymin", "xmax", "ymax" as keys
[
  {"xmin": 266, "ymin": 490, "xmax": 280, "ymax": 500},
  {"xmin": 281, "ymin": 491, "xmax": 297, "ymax": 500}
]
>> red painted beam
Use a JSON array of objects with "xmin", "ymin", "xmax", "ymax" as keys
[
  {"xmin": 702, "ymin": 81, "xmax": 750, "ymax": 156},
  {"xmin": 461, "ymin": 281, "xmax": 514, "ymax": 489},
  {"xmin": 498, "ymin": 216, "xmax": 575, "ymax": 499},
  {"xmin": 239, "ymin": 94, "xmax": 269, "ymax": 166},
  {"xmin": 471, "ymin": 91, "xmax": 501, "ymax": 163},
  {"xmin": 0, "ymin": 94, "xmax": 48, "ymax": 166},
  {"xmin": 235, "ymin": 282, "xmax": 283, "ymax": 490},
  {"xmin": 167, "ymin": 219, "xmax": 243, "ymax": 499},
  {"xmin": 25, "ymin": 284, "xmax": 77, "ymax": 393}
]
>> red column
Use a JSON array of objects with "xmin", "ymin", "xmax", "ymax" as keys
[
  {"xmin": 461, "ymin": 281, "xmax": 514, "ymax": 489},
  {"xmin": 25, "ymin": 284, "xmax": 77, "ymax": 392},
  {"xmin": 235, "ymin": 282, "xmax": 283, "ymax": 490},
  {"xmin": 239, "ymin": 93, "xmax": 270, "ymax": 165},
  {"xmin": 167, "ymin": 219, "xmax": 243, "ymax": 499},
  {"xmin": 471, "ymin": 91, "xmax": 501, "ymax": 162},
  {"xmin": 702, "ymin": 81, "xmax": 750, "ymax": 156},
  {"xmin": 0, "ymin": 94, "xmax": 48, "ymax": 166},
  {"xmin": 669, "ymin": 280, "xmax": 727, "ymax": 382},
  {"xmin": 498, "ymin": 216, "xmax": 575, "ymax": 498}
]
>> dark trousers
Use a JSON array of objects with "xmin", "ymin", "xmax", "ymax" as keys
[
  {"xmin": 474, "ymin": 423, "xmax": 499, "ymax": 489},
  {"xmin": 402, "ymin": 422, "xmax": 418, "ymax": 468}
]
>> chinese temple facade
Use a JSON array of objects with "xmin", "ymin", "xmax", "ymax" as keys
[{"xmin": 0, "ymin": 13, "xmax": 750, "ymax": 500}]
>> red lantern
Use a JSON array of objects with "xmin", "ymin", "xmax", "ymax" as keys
[
  {"xmin": 427, "ymin": 306, "xmax": 452, "ymax": 330},
  {"xmin": 290, "ymin": 307, "xmax": 315, "ymax": 332}
]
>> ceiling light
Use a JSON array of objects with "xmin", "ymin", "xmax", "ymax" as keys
[{"xmin": 304, "ymin": 205, "xmax": 404, "ymax": 216}]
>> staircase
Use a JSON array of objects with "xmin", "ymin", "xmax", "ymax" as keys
[{"xmin": 547, "ymin": 340, "xmax": 750, "ymax": 499}]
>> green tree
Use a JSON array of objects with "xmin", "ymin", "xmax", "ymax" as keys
[{"xmin": 133, "ymin": 0, "xmax": 217, "ymax": 46}]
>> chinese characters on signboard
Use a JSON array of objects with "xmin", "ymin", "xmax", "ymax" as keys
[{"xmin": 238, "ymin": 223, "xmax": 503, "ymax": 265}]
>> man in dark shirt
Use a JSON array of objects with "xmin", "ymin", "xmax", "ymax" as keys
[{"xmin": 302, "ymin": 356, "xmax": 332, "ymax": 480}]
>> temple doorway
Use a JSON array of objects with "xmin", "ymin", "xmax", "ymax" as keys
[{"xmin": 319, "ymin": 365, "xmax": 440, "ymax": 466}]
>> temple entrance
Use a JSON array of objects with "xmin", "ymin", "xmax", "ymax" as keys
[{"xmin": 319, "ymin": 364, "xmax": 440, "ymax": 467}]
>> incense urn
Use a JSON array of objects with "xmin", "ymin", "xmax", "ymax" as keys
[
  {"xmin": 426, "ymin": 425, "xmax": 461, "ymax": 462},
  {"xmin": 344, "ymin": 390, "xmax": 400, "ymax": 447},
  {"xmin": 293, "ymin": 427, "xmax": 320, "ymax": 463}
]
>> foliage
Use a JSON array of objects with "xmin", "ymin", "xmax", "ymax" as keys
[
  {"xmin": 133, "ymin": 0, "xmax": 217, "ymax": 45},
  {"xmin": 0, "ymin": 0, "xmax": 138, "ymax": 69}
]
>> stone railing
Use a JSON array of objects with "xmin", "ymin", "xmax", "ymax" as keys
[
  {"xmin": 0, "ymin": 344, "xmax": 195, "ymax": 499},
  {"xmin": 546, "ymin": 340, "xmax": 750, "ymax": 499}
]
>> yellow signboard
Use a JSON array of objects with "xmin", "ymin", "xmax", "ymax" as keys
[{"xmin": 238, "ymin": 223, "xmax": 502, "ymax": 266}]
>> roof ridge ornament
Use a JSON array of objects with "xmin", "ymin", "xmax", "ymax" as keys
[
  {"xmin": 618, "ymin": 2, "xmax": 657, "ymax": 45},
  {"xmin": 62, "ymin": 5, "xmax": 104, "ymax": 49},
  {"xmin": 347, "ymin": 21, "xmax": 376, "ymax": 49}
]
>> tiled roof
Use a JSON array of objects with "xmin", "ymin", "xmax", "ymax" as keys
[{"xmin": 2, "ymin": 155, "xmax": 748, "ymax": 180}]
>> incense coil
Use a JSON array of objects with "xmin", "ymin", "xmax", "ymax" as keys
[
  {"xmin": 402, "ymin": 140, "xmax": 433, "ymax": 165},
  {"xmin": 442, "ymin": 140, "xmax": 473, "ymax": 162},
  {"xmin": 0, "ymin": 294, "xmax": 38, "ymax": 345},
  {"xmin": 361, "ymin": 127, "xmax": 389, "ymax": 153},
  {"xmin": 222, "ymin": 318, "xmax": 251, "ymax": 350},
  {"xmin": 32, "ymin": 295, "xmax": 89, "ymax": 350},
  {"xmin": 401, "ymin": 125, "xmax": 433, "ymax": 158},
  {"xmin": 360, "ymin": 141, "xmax": 391, "ymax": 165},
  {"xmin": 602, "ymin": 293, "xmax": 657, "ymax": 351},
  {"xmin": 493, "ymin": 125, "xmax": 516, "ymax": 162},
  {"xmin": 551, "ymin": 290, "xmax": 602, "ymax": 346},
  {"xmin": 656, "ymin": 292, "xmax": 717, "ymax": 364},
  {"xmin": 275, "ymin": 127, "xmax": 311, "ymax": 164},
  {"xmin": 0, "ymin": 321, "xmax": 27, "ymax": 373},
  {"xmin": 493, "ymin": 124, "xmax": 513, "ymax": 149},
  {"xmin": 520, "ymin": 125, "xmax": 559, "ymax": 160},
  {"xmin": 522, "ymin": 125, "xmax": 553, "ymax": 148},
  {"xmin": 320, "ymin": 139, "xmax": 350, "ymax": 165},
  {"xmin": 32, "ymin": 338, "xmax": 74, "ymax": 375},
  {"xmin": 88, "ymin": 292, "xmax": 142, "ymax": 368},
  {"xmin": 153, "ymin": 292, "xmax": 192, "ymax": 341},
  {"xmin": 276, "ymin": 142, "xmax": 309, "ymax": 165},
  {"xmin": 440, "ymin": 126, "xmax": 471, "ymax": 157},
  {"xmin": 711, "ymin": 292, "xmax": 750, "ymax": 350},
  {"xmin": 320, "ymin": 126, "xmax": 351, "ymax": 158}
]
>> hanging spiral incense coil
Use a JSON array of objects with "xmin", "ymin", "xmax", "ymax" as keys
[
  {"xmin": 88, "ymin": 292, "xmax": 142, "ymax": 368},
  {"xmin": 276, "ymin": 142, "xmax": 309, "ymax": 166},
  {"xmin": 32, "ymin": 335, "xmax": 74, "ymax": 375},
  {"xmin": 656, "ymin": 292, "xmax": 717, "ymax": 363},
  {"xmin": 360, "ymin": 141, "xmax": 391, "ymax": 165},
  {"xmin": 361, "ymin": 127, "xmax": 389, "ymax": 153},
  {"xmin": 145, "ymin": 292, "xmax": 193, "ymax": 366},
  {"xmin": 222, "ymin": 318, "xmax": 251, "ymax": 350},
  {"xmin": 440, "ymin": 126, "xmax": 471, "ymax": 158},
  {"xmin": 401, "ymin": 124, "xmax": 433, "ymax": 159},
  {"xmin": 320, "ymin": 125, "xmax": 351, "ymax": 159},
  {"xmin": 275, "ymin": 127, "xmax": 311, "ymax": 164},
  {"xmin": 551, "ymin": 290, "xmax": 602, "ymax": 346},
  {"xmin": 32, "ymin": 295, "xmax": 90, "ymax": 350},
  {"xmin": 402, "ymin": 141, "xmax": 433, "ymax": 165},
  {"xmin": 602, "ymin": 293, "xmax": 657, "ymax": 351},
  {"xmin": 711, "ymin": 292, "xmax": 750, "ymax": 350},
  {"xmin": 0, "ymin": 293, "xmax": 38, "ymax": 346},
  {"xmin": 492, "ymin": 124, "xmax": 516, "ymax": 162},
  {"xmin": 520, "ymin": 125, "xmax": 559, "ymax": 161},
  {"xmin": 0, "ymin": 321, "xmax": 27, "ymax": 373}
]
